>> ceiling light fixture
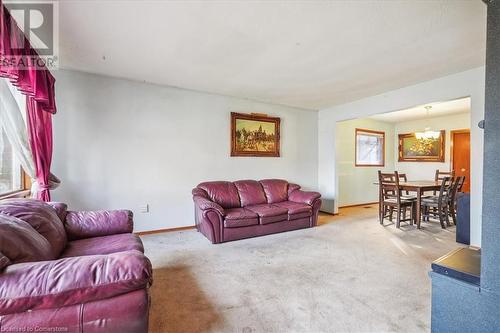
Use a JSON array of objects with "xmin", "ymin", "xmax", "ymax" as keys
[{"xmin": 415, "ymin": 106, "xmax": 440, "ymax": 140}]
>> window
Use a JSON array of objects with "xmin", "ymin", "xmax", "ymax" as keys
[
  {"xmin": 0, "ymin": 130, "xmax": 24, "ymax": 195},
  {"xmin": 0, "ymin": 78, "xmax": 28, "ymax": 197},
  {"xmin": 355, "ymin": 128, "xmax": 385, "ymax": 167}
]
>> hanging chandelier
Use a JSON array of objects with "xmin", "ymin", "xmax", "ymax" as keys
[{"xmin": 415, "ymin": 106, "xmax": 440, "ymax": 140}]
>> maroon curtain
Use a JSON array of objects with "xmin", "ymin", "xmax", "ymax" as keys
[
  {"xmin": 1, "ymin": 1, "xmax": 57, "ymax": 201},
  {"xmin": 26, "ymin": 98, "xmax": 53, "ymax": 201}
]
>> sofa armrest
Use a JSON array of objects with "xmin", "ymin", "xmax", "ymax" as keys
[
  {"xmin": 0, "ymin": 250, "xmax": 152, "ymax": 315},
  {"xmin": 47, "ymin": 202, "xmax": 68, "ymax": 223},
  {"xmin": 64, "ymin": 210, "xmax": 133, "ymax": 240},
  {"xmin": 193, "ymin": 196, "xmax": 225, "ymax": 216},
  {"xmin": 289, "ymin": 189, "xmax": 321, "ymax": 206},
  {"xmin": 288, "ymin": 183, "xmax": 301, "ymax": 196}
]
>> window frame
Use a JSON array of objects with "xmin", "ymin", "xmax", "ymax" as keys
[
  {"xmin": 355, "ymin": 128, "xmax": 385, "ymax": 167},
  {"xmin": 0, "ymin": 167, "xmax": 30, "ymax": 199},
  {"xmin": 0, "ymin": 79, "xmax": 31, "ymax": 199}
]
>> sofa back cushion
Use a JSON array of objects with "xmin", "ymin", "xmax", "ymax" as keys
[
  {"xmin": 197, "ymin": 181, "xmax": 241, "ymax": 208},
  {"xmin": 0, "ymin": 199, "xmax": 67, "ymax": 257},
  {"xmin": 234, "ymin": 180, "xmax": 267, "ymax": 207},
  {"xmin": 260, "ymin": 179, "xmax": 289, "ymax": 203},
  {"xmin": 0, "ymin": 214, "xmax": 54, "ymax": 264}
]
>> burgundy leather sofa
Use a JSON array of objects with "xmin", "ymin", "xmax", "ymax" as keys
[
  {"xmin": 192, "ymin": 179, "xmax": 321, "ymax": 243},
  {"xmin": 0, "ymin": 199, "xmax": 152, "ymax": 333}
]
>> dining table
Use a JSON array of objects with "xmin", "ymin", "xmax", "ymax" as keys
[{"xmin": 375, "ymin": 180, "xmax": 442, "ymax": 229}]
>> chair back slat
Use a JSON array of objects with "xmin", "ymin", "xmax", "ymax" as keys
[
  {"xmin": 457, "ymin": 176, "xmax": 466, "ymax": 192},
  {"xmin": 450, "ymin": 176, "xmax": 466, "ymax": 205},
  {"xmin": 438, "ymin": 176, "xmax": 454, "ymax": 205},
  {"xmin": 398, "ymin": 173, "xmax": 410, "ymax": 195}
]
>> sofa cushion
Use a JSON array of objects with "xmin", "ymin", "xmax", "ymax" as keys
[
  {"xmin": 64, "ymin": 210, "xmax": 134, "ymax": 241},
  {"xmin": 0, "ymin": 199, "xmax": 67, "ymax": 257},
  {"xmin": 197, "ymin": 181, "xmax": 241, "ymax": 209},
  {"xmin": 60, "ymin": 233, "xmax": 144, "ymax": 258},
  {"xmin": 246, "ymin": 204, "xmax": 288, "ymax": 225},
  {"xmin": 234, "ymin": 180, "xmax": 267, "ymax": 207},
  {"xmin": 225, "ymin": 207, "xmax": 258, "ymax": 220},
  {"xmin": 0, "ymin": 252, "xmax": 10, "ymax": 271},
  {"xmin": 260, "ymin": 179, "xmax": 289, "ymax": 203},
  {"xmin": 224, "ymin": 208, "xmax": 259, "ymax": 228},
  {"xmin": 273, "ymin": 201, "xmax": 312, "ymax": 220},
  {"xmin": 0, "ymin": 250, "xmax": 152, "ymax": 315},
  {"xmin": 0, "ymin": 214, "xmax": 54, "ymax": 264}
]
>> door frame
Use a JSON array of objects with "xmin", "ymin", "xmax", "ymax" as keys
[{"xmin": 450, "ymin": 128, "xmax": 471, "ymax": 173}]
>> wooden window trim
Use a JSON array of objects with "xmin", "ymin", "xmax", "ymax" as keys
[
  {"xmin": 0, "ymin": 189, "xmax": 30, "ymax": 200},
  {"xmin": 0, "ymin": 167, "xmax": 31, "ymax": 200},
  {"xmin": 355, "ymin": 128, "xmax": 385, "ymax": 167}
]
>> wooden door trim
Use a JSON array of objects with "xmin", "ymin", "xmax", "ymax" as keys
[{"xmin": 450, "ymin": 129, "xmax": 470, "ymax": 173}]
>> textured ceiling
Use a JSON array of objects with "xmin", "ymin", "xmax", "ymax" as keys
[{"xmin": 57, "ymin": 0, "xmax": 487, "ymax": 110}]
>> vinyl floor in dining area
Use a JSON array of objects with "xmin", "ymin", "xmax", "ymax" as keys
[{"xmin": 142, "ymin": 204, "xmax": 461, "ymax": 333}]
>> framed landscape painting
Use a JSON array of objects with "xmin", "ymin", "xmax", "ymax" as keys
[
  {"xmin": 231, "ymin": 112, "xmax": 280, "ymax": 157},
  {"xmin": 398, "ymin": 130, "xmax": 445, "ymax": 162}
]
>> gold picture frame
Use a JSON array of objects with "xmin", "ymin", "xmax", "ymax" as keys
[{"xmin": 231, "ymin": 112, "xmax": 280, "ymax": 157}]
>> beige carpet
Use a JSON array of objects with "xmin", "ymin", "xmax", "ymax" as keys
[{"xmin": 142, "ymin": 205, "xmax": 461, "ymax": 333}]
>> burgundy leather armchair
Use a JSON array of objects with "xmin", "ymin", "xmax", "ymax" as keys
[
  {"xmin": 192, "ymin": 179, "xmax": 321, "ymax": 243},
  {"xmin": 0, "ymin": 199, "xmax": 152, "ymax": 333}
]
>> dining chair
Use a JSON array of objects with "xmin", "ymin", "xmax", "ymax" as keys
[
  {"xmin": 448, "ymin": 176, "xmax": 466, "ymax": 225},
  {"xmin": 428, "ymin": 169, "xmax": 455, "ymax": 196},
  {"xmin": 378, "ymin": 171, "xmax": 416, "ymax": 228},
  {"xmin": 421, "ymin": 176, "xmax": 454, "ymax": 228},
  {"xmin": 436, "ymin": 169, "xmax": 455, "ymax": 181},
  {"xmin": 398, "ymin": 173, "xmax": 416, "ymax": 198},
  {"xmin": 378, "ymin": 171, "xmax": 396, "ymax": 221},
  {"xmin": 397, "ymin": 173, "xmax": 417, "ymax": 221}
]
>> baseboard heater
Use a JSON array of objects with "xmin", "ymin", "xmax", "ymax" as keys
[{"xmin": 320, "ymin": 198, "xmax": 335, "ymax": 214}]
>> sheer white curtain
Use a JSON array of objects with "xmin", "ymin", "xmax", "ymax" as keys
[{"xmin": 0, "ymin": 78, "xmax": 37, "ymax": 192}]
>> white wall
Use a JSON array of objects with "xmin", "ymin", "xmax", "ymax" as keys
[
  {"xmin": 336, "ymin": 118, "xmax": 395, "ymax": 207},
  {"xmin": 51, "ymin": 70, "xmax": 318, "ymax": 232},
  {"xmin": 395, "ymin": 113, "xmax": 470, "ymax": 180},
  {"xmin": 318, "ymin": 67, "xmax": 485, "ymax": 247}
]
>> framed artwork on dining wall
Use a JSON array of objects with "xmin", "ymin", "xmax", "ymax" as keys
[
  {"xmin": 231, "ymin": 112, "xmax": 280, "ymax": 157},
  {"xmin": 398, "ymin": 130, "xmax": 445, "ymax": 162}
]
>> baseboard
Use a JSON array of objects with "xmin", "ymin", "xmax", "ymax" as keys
[
  {"xmin": 339, "ymin": 202, "xmax": 379, "ymax": 208},
  {"xmin": 135, "ymin": 225, "xmax": 196, "ymax": 236},
  {"xmin": 319, "ymin": 211, "xmax": 338, "ymax": 216}
]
